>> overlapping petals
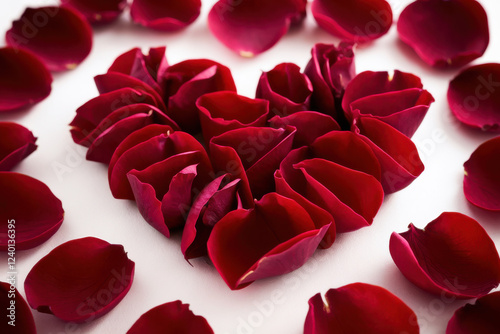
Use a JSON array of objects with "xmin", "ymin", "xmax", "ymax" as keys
[
  {"xmin": 390, "ymin": 212, "xmax": 500, "ymax": 299},
  {"xmin": 207, "ymin": 192, "xmax": 330, "ymax": 290},
  {"xmin": 397, "ymin": 0, "xmax": 489, "ymax": 68},
  {"xmin": 208, "ymin": 0, "xmax": 308, "ymax": 56},
  {"xmin": 6, "ymin": 7, "xmax": 93, "ymax": 71},
  {"xmin": 1, "ymin": 282, "xmax": 36, "ymax": 334},
  {"xmin": 0, "ymin": 122, "xmax": 37, "ymax": 171},
  {"xmin": 0, "ymin": 172, "xmax": 63, "ymax": 251},
  {"xmin": 447, "ymin": 291, "xmax": 500, "ymax": 334},
  {"xmin": 304, "ymin": 283, "xmax": 419, "ymax": 334},
  {"xmin": 448, "ymin": 63, "xmax": 500, "ymax": 132},
  {"xmin": 61, "ymin": 0, "xmax": 127, "ymax": 24},
  {"xmin": 312, "ymin": 0, "xmax": 393, "ymax": 42},
  {"xmin": 463, "ymin": 136, "xmax": 500, "ymax": 211},
  {"xmin": 127, "ymin": 301, "xmax": 214, "ymax": 334},
  {"xmin": 131, "ymin": 0, "xmax": 201, "ymax": 31}
]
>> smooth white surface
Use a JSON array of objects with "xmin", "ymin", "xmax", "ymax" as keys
[{"xmin": 1, "ymin": 1, "xmax": 499, "ymax": 333}]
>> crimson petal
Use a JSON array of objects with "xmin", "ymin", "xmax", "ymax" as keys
[
  {"xmin": 130, "ymin": 0, "xmax": 201, "ymax": 31},
  {"xmin": 25, "ymin": 237, "xmax": 134, "ymax": 323},
  {"xmin": 0, "ymin": 172, "xmax": 63, "ymax": 251},
  {"xmin": 397, "ymin": 0, "xmax": 489, "ymax": 68},
  {"xmin": 127, "ymin": 300, "xmax": 213, "ymax": 334},
  {"xmin": 304, "ymin": 283, "xmax": 419, "ymax": 334},
  {"xmin": 448, "ymin": 63, "xmax": 500, "ymax": 132},
  {"xmin": 0, "ymin": 122, "xmax": 37, "ymax": 171},
  {"xmin": 61, "ymin": 0, "xmax": 127, "ymax": 24},
  {"xmin": 0, "ymin": 282, "xmax": 36, "ymax": 334},
  {"xmin": 390, "ymin": 212, "xmax": 500, "ymax": 299},
  {"xmin": 0, "ymin": 47, "xmax": 52, "ymax": 111},
  {"xmin": 463, "ymin": 136, "xmax": 500, "ymax": 211},
  {"xmin": 447, "ymin": 291, "xmax": 500, "ymax": 334},
  {"xmin": 6, "ymin": 7, "xmax": 93, "ymax": 71}
]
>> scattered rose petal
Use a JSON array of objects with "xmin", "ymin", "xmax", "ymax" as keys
[
  {"xmin": 127, "ymin": 300, "xmax": 214, "ymax": 334},
  {"xmin": 0, "ymin": 172, "xmax": 63, "ymax": 251},
  {"xmin": 463, "ymin": 136, "xmax": 500, "ymax": 211},
  {"xmin": 390, "ymin": 212, "xmax": 500, "ymax": 299},
  {"xmin": 130, "ymin": 0, "xmax": 201, "ymax": 31},
  {"xmin": 304, "ymin": 283, "xmax": 419, "ymax": 334},
  {"xmin": 25, "ymin": 237, "xmax": 134, "ymax": 323},
  {"xmin": 397, "ymin": 0, "xmax": 489, "ymax": 67},
  {"xmin": 0, "ymin": 122, "xmax": 37, "ymax": 171},
  {"xmin": 6, "ymin": 6, "xmax": 93, "ymax": 71},
  {"xmin": 448, "ymin": 63, "xmax": 500, "ymax": 132},
  {"xmin": 0, "ymin": 281, "xmax": 36, "ymax": 334},
  {"xmin": 207, "ymin": 192, "xmax": 330, "ymax": 290},
  {"xmin": 61, "ymin": 0, "xmax": 127, "ymax": 24},
  {"xmin": 447, "ymin": 291, "xmax": 500, "ymax": 334},
  {"xmin": 311, "ymin": 0, "xmax": 393, "ymax": 42}
]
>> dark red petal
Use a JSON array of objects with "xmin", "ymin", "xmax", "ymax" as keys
[
  {"xmin": 127, "ymin": 300, "xmax": 213, "ymax": 334},
  {"xmin": 61, "ymin": 0, "xmax": 127, "ymax": 24},
  {"xmin": 0, "ymin": 282, "xmax": 36, "ymax": 334},
  {"xmin": 304, "ymin": 283, "xmax": 419, "ymax": 334},
  {"xmin": 463, "ymin": 136, "xmax": 500, "ymax": 211},
  {"xmin": 130, "ymin": 0, "xmax": 201, "ymax": 31},
  {"xmin": 448, "ymin": 63, "xmax": 500, "ymax": 132},
  {"xmin": 390, "ymin": 212, "xmax": 500, "ymax": 299},
  {"xmin": 312, "ymin": 0, "xmax": 393, "ymax": 42},
  {"xmin": 207, "ymin": 192, "xmax": 329, "ymax": 289},
  {"xmin": 6, "ymin": 7, "xmax": 93, "ymax": 71},
  {"xmin": 0, "ymin": 172, "xmax": 63, "ymax": 251},
  {"xmin": 397, "ymin": 0, "xmax": 489, "ymax": 68},
  {"xmin": 25, "ymin": 237, "xmax": 134, "ymax": 323},
  {"xmin": 447, "ymin": 291, "xmax": 500, "ymax": 334},
  {"xmin": 198, "ymin": 91, "xmax": 268, "ymax": 143},
  {"xmin": 256, "ymin": 63, "xmax": 313, "ymax": 117},
  {"xmin": 0, "ymin": 122, "xmax": 37, "ymax": 171},
  {"xmin": 208, "ymin": 0, "xmax": 307, "ymax": 56}
]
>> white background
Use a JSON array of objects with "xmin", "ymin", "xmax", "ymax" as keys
[{"xmin": 1, "ymin": 1, "xmax": 499, "ymax": 333}]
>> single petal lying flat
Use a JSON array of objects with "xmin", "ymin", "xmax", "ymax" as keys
[
  {"xmin": 0, "ymin": 282, "xmax": 36, "ymax": 334},
  {"xmin": 61, "ymin": 0, "xmax": 127, "ymax": 24},
  {"xmin": 0, "ymin": 122, "xmax": 37, "ymax": 171},
  {"xmin": 447, "ymin": 291, "xmax": 500, "ymax": 334},
  {"xmin": 130, "ymin": 0, "xmax": 201, "ymax": 31}
]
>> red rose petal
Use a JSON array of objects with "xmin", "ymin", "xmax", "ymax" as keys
[
  {"xmin": 130, "ymin": 0, "xmax": 201, "ymax": 31},
  {"xmin": 197, "ymin": 91, "xmax": 268, "ymax": 143},
  {"xmin": 304, "ymin": 283, "xmax": 419, "ymax": 334},
  {"xmin": 0, "ymin": 172, "xmax": 63, "ymax": 251},
  {"xmin": 390, "ymin": 212, "xmax": 500, "ymax": 299},
  {"xmin": 127, "ymin": 300, "xmax": 214, "ymax": 334},
  {"xmin": 0, "ymin": 122, "xmax": 37, "ymax": 171},
  {"xmin": 207, "ymin": 192, "xmax": 330, "ymax": 289},
  {"xmin": 25, "ymin": 237, "xmax": 134, "ymax": 323},
  {"xmin": 448, "ymin": 63, "xmax": 500, "ymax": 132},
  {"xmin": 447, "ymin": 291, "xmax": 500, "ymax": 334},
  {"xmin": 0, "ymin": 282, "xmax": 36, "ymax": 334},
  {"xmin": 0, "ymin": 47, "xmax": 52, "ymax": 111},
  {"xmin": 397, "ymin": 0, "xmax": 489, "ymax": 68},
  {"xmin": 463, "ymin": 136, "xmax": 500, "ymax": 211},
  {"xmin": 61, "ymin": 0, "xmax": 127, "ymax": 24},
  {"xmin": 208, "ymin": 0, "xmax": 307, "ymax": 56},
  {"xmin": 6, "ymin": 7, "xmax": 93, "ymax": 71},
  {"xmin": 312, "ymin": 0, "xmax": 393, "ymax": 42},
  {"xmin": 256, "ymin": 63, "xmax": 313, "ymax": 117}
]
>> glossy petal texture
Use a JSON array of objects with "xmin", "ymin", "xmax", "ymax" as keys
[
  {"xmin": 207, "ymin": 193, "xmax": 330, "ymax": 290},
  {"xmin": 447, "ymin": 291, "xmax": 500, "ymax": 334},
  {"xmin": 448, "ymin": 63, "xmax": 500, "ymax": 132},
  {"xmin": 390, "ymin": 212, "xmax": 500, "ymax": 299},
  {"xmin": 0, "ymin": 122, "xmax": 37, "ymax": 171},
  {"xmin": 208, "ymin": 0, "xmax": 307, "ymax": 56},
  {"xmin": 463, "ymin": 136, "xmax": 500, "ymax": 211},
  {"xmin": 397, "ymin": 0, "xmax": 489, "ymax": 68},
  {"xmin": 312, "ymin": 0, "xmax": 393, "ymax": 42},
  {"xmin": 25, "ymin": 237, "xmax": 134, "ymax": 323},
  {"xmin": 61, "ymin": 0, "xmax": 127, "ymax": 24},
  {"xmin": 0, "ymin": 47, "xmax": 52, "ymax": 111},
  {"xmin": 130, "ymin": 0, "xmax": 201, "ymax": 31},
  {"xmin": 304, "ymin": 283, "xmax": 419, "ymax": 334},
  {"xmin": 0, "ymin": 172, "xmax": 63, "ymax": 251},
  {"xmin": 127, "ymin": 300, "xmax": 214, "ymax": 334},
  {"xmin": 256, "ymin": 63, "xmax": 313, "ymax": 117},
  {"xmin": 6, "ymin": 6, "xmax": 93, "ymax": 71},
  {"xmin": 0, "ymin": 282, "xmax": 36, "ymax": 334},
  {"xmin": 197, "ymin": 91, "xmax": 268, "ymax": 143}
]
